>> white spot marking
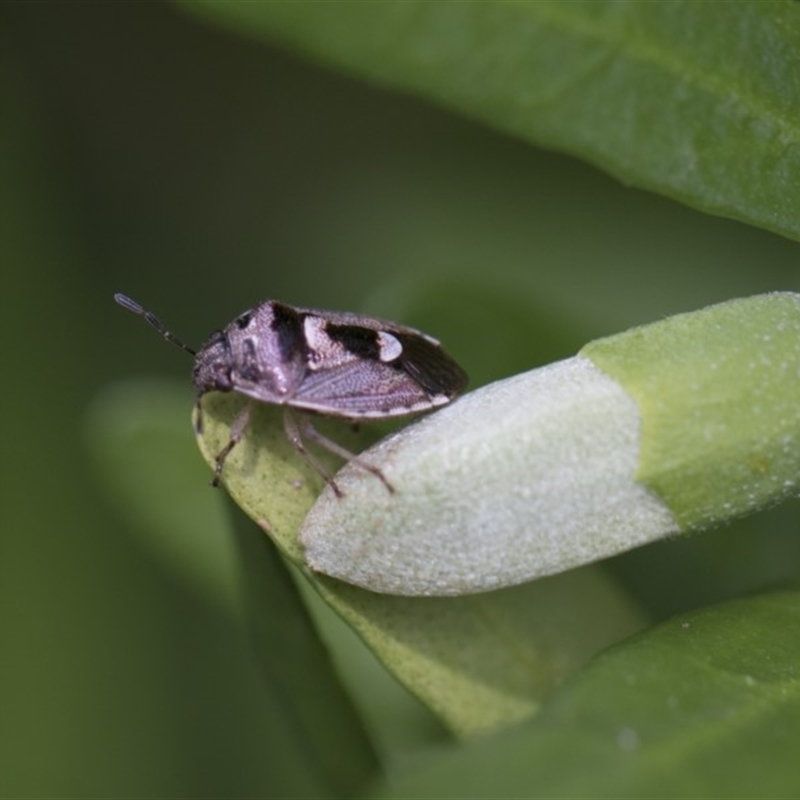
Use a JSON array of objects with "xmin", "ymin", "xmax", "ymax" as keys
[
  {"xmin": 303, "ymin": 316, "xmax": 330, "ymax": 353},
  {"xmin": 377, "ymin": 330, "xmax": 403, "ymax": 362}
]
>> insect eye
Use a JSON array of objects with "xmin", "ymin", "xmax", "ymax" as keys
[{"xmin": 214, "ymin": 371, "xmax": 233, "ymax": 391}]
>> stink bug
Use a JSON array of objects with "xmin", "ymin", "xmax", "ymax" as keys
[{"xmin": 114, "ymin": 293, "xmax": 468, "ymax": 494}]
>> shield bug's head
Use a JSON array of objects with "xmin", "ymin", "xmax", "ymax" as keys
[{"xmin": 191, "ymin": 331, "xmax": 236, "ymax": 395}]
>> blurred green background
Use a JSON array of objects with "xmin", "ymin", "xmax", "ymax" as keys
[{"xmin": 2, "ymin": 3, "xmax": 798, "ymax": 796}]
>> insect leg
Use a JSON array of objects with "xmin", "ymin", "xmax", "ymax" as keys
[
  {"xmin": 283, "ymin": 409, "xmax": 343, "ymax": 497},
  {"xmin": 211, "ymin": 401, "xmax": 253, "ymax": 487},
  {"xmin": 193, "ymin": 397, "xmax": 204, "ymax": 435},
  {"xmin": 297, "ymin": 416, "xmax": 395, "ymax": 495}
]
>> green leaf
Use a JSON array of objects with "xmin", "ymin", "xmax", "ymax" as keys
[
  {"xmin": 224, "ymin": 496, "xmax": 381, "ymax": 796},
  {"xmin": 195, "ymin": 391, "xmax": 647, "ymax": 737},
  {"xmin": 86, "ymin": 381, "xmax": 379, "ymax": 798},
  {"xmin": 584, "ymin": 292, "xmax": 800, "ymax": 530},
  {"xmin": 301, "ymin": 293, "xmax": 799, "ymax": 597},
  {"xmin": 301, "ymin": 356, "xmax": 679, "ymax": 596},
  {"xmin": 372, "ymin": 589, "xmax": 800, "ymax": 799},
  {"xmin": 178, "ymin": 1, "xmax": 800, "ymax": 242}
]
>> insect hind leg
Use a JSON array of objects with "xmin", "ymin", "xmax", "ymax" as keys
[
  {"xmin": 284, "ymin": 410, "xmax": 395, "ymax": 496},
  {"xmin": 283, "ymin": 410, "xmax": 344, "ymax": 497}
]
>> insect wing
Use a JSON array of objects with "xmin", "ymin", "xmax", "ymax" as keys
[
  {"xmin": 297, "ymin": 306, "xmax": 468, "ymax": 393},
  {"xmin": 291, "ymin": 359, "xmax": 442, "ymax": 418},
  {"xmin": 294, "ymin": 306, "xmax": 416, "ymax": 333},
  {"xmin": 290, "ymin": 314, "xmax": 467, "ymax": 420},
  {"xmin": 392, "ymin": 330, "xmax": 467, "ymax": 397}
]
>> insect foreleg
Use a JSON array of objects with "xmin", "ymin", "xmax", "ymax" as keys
[{"xmin": 211, "ymin": 400, "xmax": 253, "ymax": 487}]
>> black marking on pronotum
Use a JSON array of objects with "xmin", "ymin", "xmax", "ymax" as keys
[{"xmin": 114, "ymin": 293, "xmax": 468, "ymax": 495}]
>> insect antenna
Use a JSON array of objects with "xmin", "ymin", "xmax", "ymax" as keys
[{"xmin": 114, "ymin": 293, "xmax": 197, "ymax": 356}]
